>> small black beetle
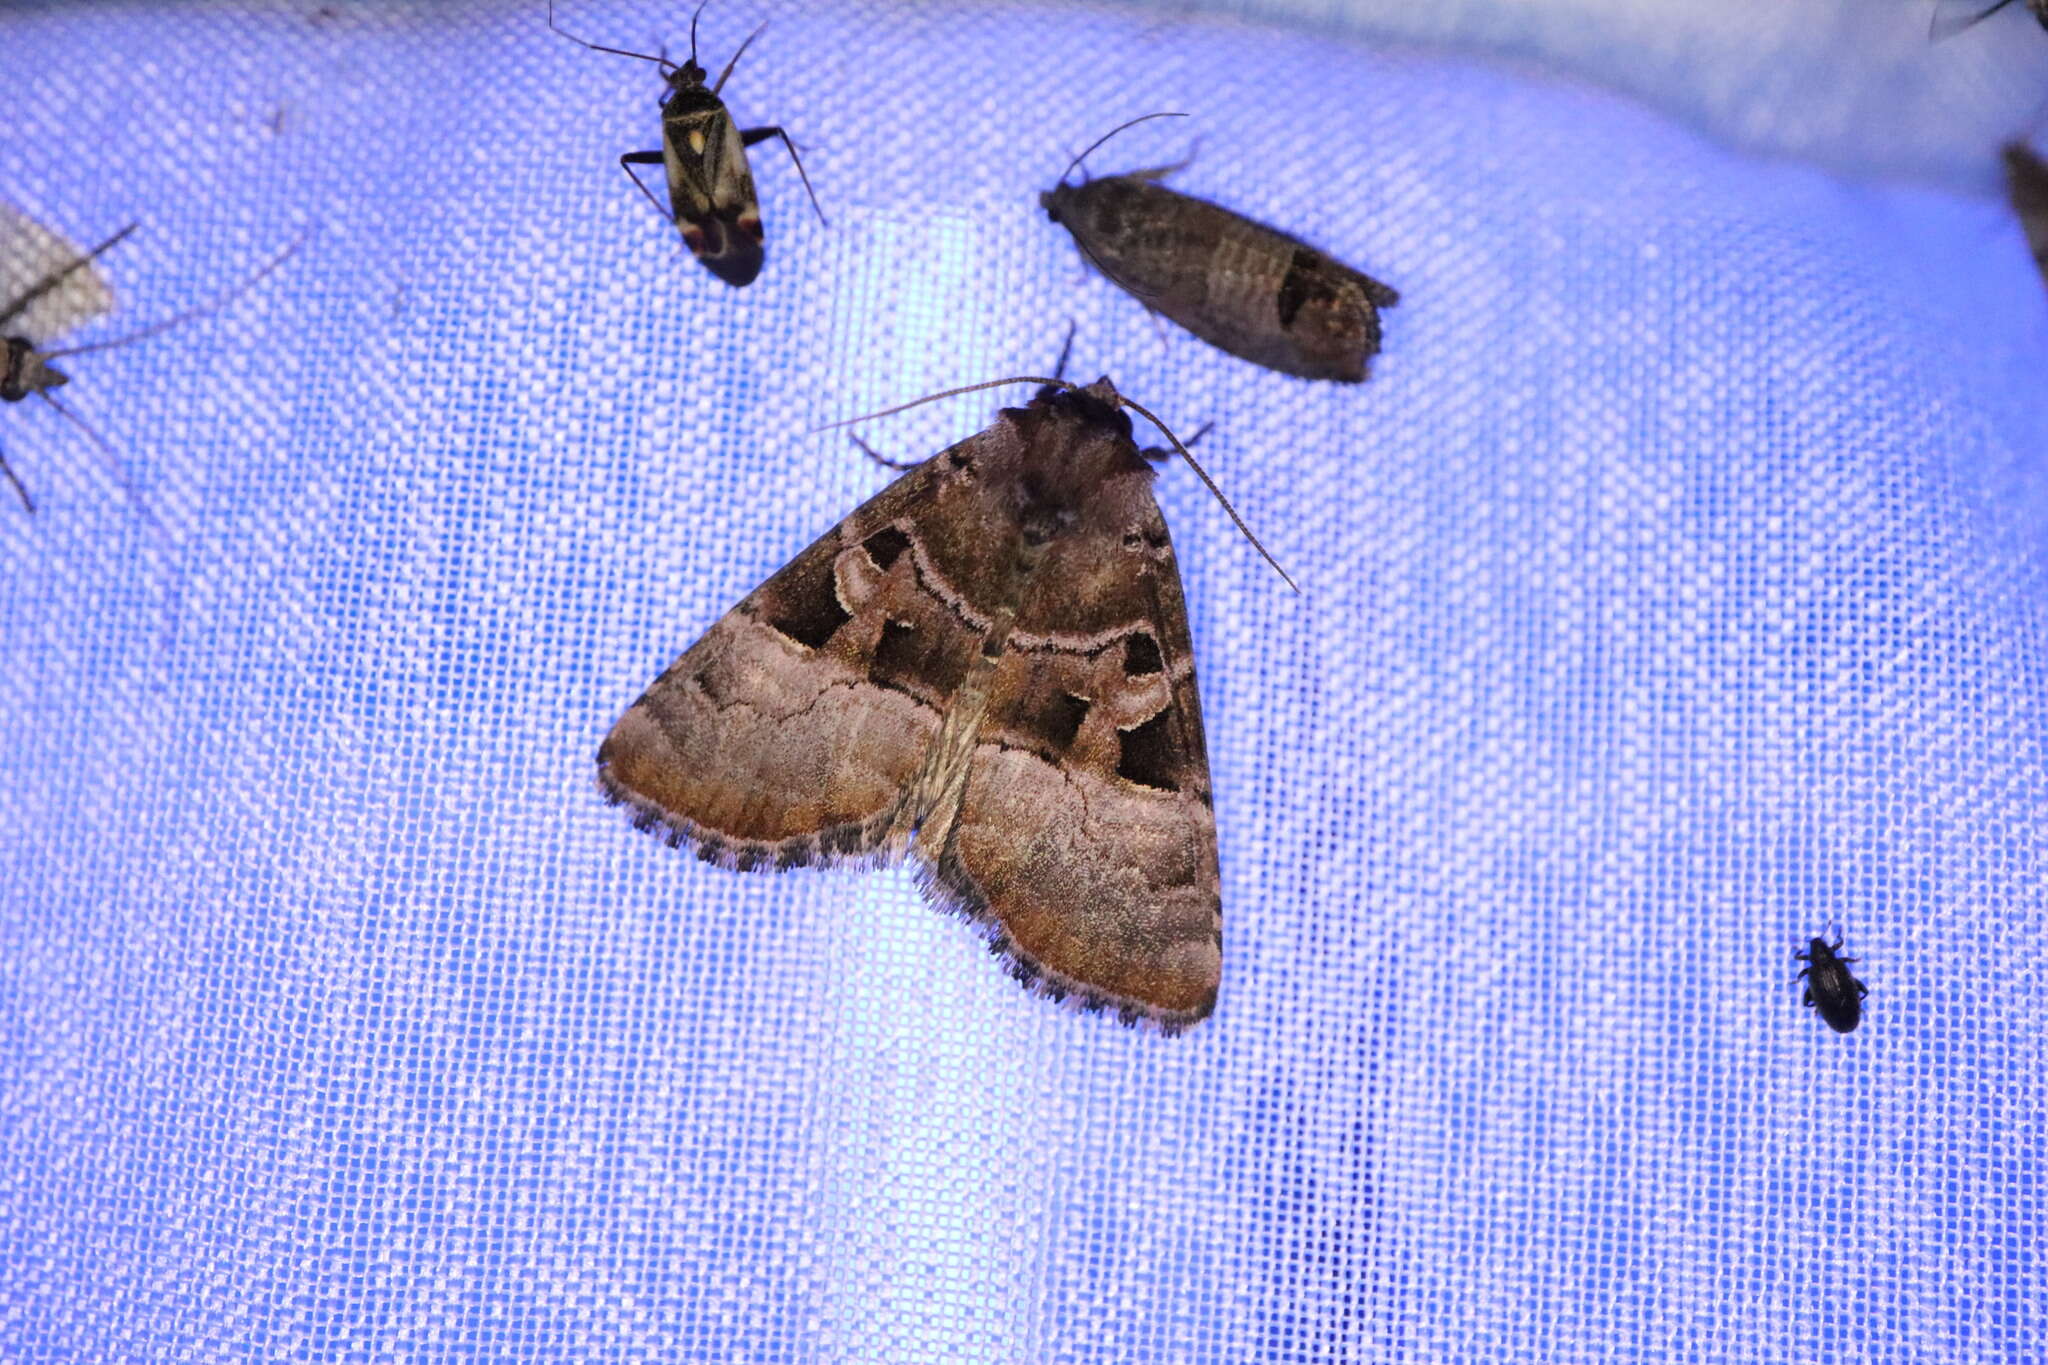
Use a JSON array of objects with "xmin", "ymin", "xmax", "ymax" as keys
[{"xmin": 1794, "ymin": 934, "xmax": 1868, "ymax": 1034}]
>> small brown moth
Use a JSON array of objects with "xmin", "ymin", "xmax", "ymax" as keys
[
  {"xmin": 549, "ymin": 0, "xmax": 824, "ymax": 287},
  {"xmin": 2004, "ymin": 141, "xmax": 2048, "ymax": 286},
  {"xmin": 598, "ymin": 376, "xmax": 1283, "ymax": 1032},
  {"xmin": 1041, "ymin": 116, "xmax": 1400, "ymax": 383}
]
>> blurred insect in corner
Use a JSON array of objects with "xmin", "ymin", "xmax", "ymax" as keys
[
  {"xmin": 1929, "ymin": 0, "xmax": 2048, "ymax": 40},
  {"xmin": 0, "ymin": 203, "xmax": 297, "ymax": 516},
  {"xmin": 2003, "ymin": 140, "xmax": 2048, "ymax": 289},
  {"xmin": 1793, "ymin": 931, "xmax": 1868, "ymax": 1035},
  {"xmin": 548, "ymin": 0, "xmax": 826, "ymax": 286}
]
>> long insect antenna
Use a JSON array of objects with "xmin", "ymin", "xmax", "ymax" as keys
[
  {"xmin": 713, "ymin": 20, "xmax": 767, "ymax": 96},
  {"xmin": 0, "ymin": 221, "xmax": 138, "ymax": 333},
  {"xmin": 47, "ymin": 235, "xmax": 301, "ymax": 363},
  {"xmin": 1117, "ymin": 393, "xmax": 1298, "ymax": 594},
  {"xmin": 1931, "ymin": 0, "xmax": 2019, "ymax": 40},
  {"xmin": 0, "ymin": 442, "xmax": 32, "ymax": 512},
  {"xmin": 811, "ymin": 376, "xmax": 1069, "ymax": 432},
  {"xmin": 1054, "ymin": 111, "xmax": 1187, "ymax": 189},
  {"xmin": 547, "ymin": 0, "xmax": 668, "ymax": 67},
  {"xmin": 690, "ymin": 0, "xmax": 708, "ymax": 67}
]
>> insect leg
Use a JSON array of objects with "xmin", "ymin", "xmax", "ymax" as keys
[
  {"xmin": 617, "ymin": 151, "xmax": 676, "ymax": 223},
  {"xmin": 0, "ymin": 440, "xmax": 33, "ymax": 512},
  {"xmin": 740, "ymin": 126, "xmax": 828, "ymax": 225},
  {"xmin": 849, "ymin": 435, "xmax": 918, "ymax": 472}
]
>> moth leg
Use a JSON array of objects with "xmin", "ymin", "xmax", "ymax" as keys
[
  {"xmin": 616, "ymin": 150, "xmax": 674, "ymax": 224},
  {"xmin": 0, "ymin": 440, "xmax": 33, "ymax": 512},
  {"xmin": 1141, "ymin": 303, "xmax": 1174, "ymax": 352},
  {"xmin": 1121, "ymin": 143, "xmax": 1197, "ymax": 183},
  {"xmin": 849, "ymin": 434, "xmax": 918, "ymax": 472},
  {"xmin": 740, "ymin": 126, "xmax": 828, "ymax": 226}
]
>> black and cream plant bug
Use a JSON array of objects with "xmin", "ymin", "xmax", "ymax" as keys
[
  {"xmin": 1793, "ymin": 931, "xmax": 1869, "ymax": 1035},
  {"xmin": 1, "ymin": 202, "xmax": 296, "ymax": 514},
  {"xmin": 548, "ymin": 0, "xmax": 825, "ymax": 286}
]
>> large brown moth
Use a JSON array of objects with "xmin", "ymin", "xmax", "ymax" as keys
[
  {"xmin": 1041, "ymin": 116, "xmax": 1399, "ymax": 383},
  {"xmin": 1, "ymin": 205, "xmax": 293, "ymax": 512},
  {"xmin": 549, "ymin": 0, "xmax": 824, "ymax": 287},
  {"xmin": 2004, "ymin": 140, "xmax": 2048, "ymax": 286},
  {"xmin": 598, "ymin": 376, "xmax": 1287, "ymax": 1032}
]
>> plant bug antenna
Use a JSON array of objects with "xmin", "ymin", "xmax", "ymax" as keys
[{"xmin": 546, "ymin": 0, "xmax": 674, "ymax": 70}]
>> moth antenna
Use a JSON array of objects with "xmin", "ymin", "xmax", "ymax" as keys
[
  {"xmin": 1054, "ymin": 111, "xmax": 1188, "ymax": 189},
  {"xmin": 811, "ymin": 376, "xmax": 1068, "ymax": 432},
  {"xmin": 546, "ymin": 0, "xmax": 668, "ymax": 67},
  {"xmin": 1931, "ymin": 0, "xmax": 2018, "ymax": 39},
  {"xmin": 1052, "ymin": 321, "xmax": 1077, "ymax": 382},
  {"xmin": 47, "ymin": 234, "xmax": 302, "ymax": 362},
  {"xmin": 0, "ymin": 221, "xmax": 138, "ymax": 333},
  {"xmin": 1118, "ymin": 394, "xmax": 1299, "ymax": 594},
  {"xmin": 712, "ymin": 20, "xmax": 767, "ymax": 96},
  {"xmin": 0, "ymin": 442, "xmax": 33, "ymax": 512}
]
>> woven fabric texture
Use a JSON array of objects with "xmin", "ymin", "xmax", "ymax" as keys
[{"xmin": 3, "ymin": 1, "xmax": 2046, "ymax": 1361}]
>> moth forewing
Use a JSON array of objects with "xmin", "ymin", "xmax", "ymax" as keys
[
  {"xmin": 1042, "ymin": 167, "xmax": 1399, "ymax": 383},
  {"xmin": 598, "ymin": 380, "xmax": 1224, "ymax": 1031}
]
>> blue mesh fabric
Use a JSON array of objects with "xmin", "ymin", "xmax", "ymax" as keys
[{"xmin": 3, "ymin": 1, "xmax": 2047, "ymax": 1360}]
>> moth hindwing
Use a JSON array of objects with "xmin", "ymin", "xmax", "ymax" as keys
[
  {"xmin": 598, "ymin": 379, "xmax": 1224, "ymax": 1032},
  {"xmin": 550, "ymin": 1, "xmax": 825, "ymax": 287},
  {"xmin": 1041, "ymin": 124, "xmax": 1399, "ymax": 383}
]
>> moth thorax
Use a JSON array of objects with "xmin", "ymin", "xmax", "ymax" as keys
[{"xmin": 2, "ymin": 337, "xmax": 62, "ymax": 402}]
